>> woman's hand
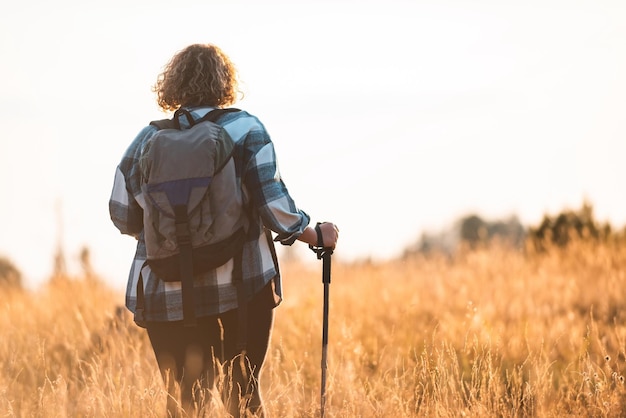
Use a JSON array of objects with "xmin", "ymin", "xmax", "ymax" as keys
[
  {"xmin": 318, "ymin": 222, "xmax": 339, "ymax": 249},
  {"xmin": 299, "ymin": 222, "xmax": 339, "ymax": 249}
]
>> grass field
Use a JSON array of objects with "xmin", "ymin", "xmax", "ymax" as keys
[{"xmin": 1, "ymin": 239, "xmax": 626, "ymax": 417}]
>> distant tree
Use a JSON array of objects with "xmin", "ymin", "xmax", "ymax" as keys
[
  {"xmin": 459, "ymin": 214, "xmax": 526, "ymax": 249},
  {"xmin": 486, "ymin": 216, "xmax": 526, "ymax": 247},
  {"xmin": 0, "ymin": 256, "xmax": 22, "ymax": 289},
  {"xmin": 459, "ymin": 215, "xmax": 488, "ymax": 248},
  {"xmin": 80, "ymin": 245, "xmax": 97, "ymax": 281},
  {"xmin": 527, "ymin": 202, "xmax": 610, "ymax": 250},
  {"xmin": 405, "ymin": 213, "xmax": 526, "ymax": 257}
]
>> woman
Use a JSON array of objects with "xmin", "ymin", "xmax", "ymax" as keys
[{"xmin": 109, "ymin": 43, "xmax": 339, "ymax": 417}]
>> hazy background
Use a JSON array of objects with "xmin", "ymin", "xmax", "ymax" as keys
[{"xmin": 1, "ymin": 0, "xmax": 625, "ymax": 290}]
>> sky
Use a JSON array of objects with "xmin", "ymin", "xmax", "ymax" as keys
[{"xmin": 1, "ymin": 0, "xmax": 625, "ymax": 290}]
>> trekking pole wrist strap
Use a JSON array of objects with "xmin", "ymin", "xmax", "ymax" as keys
[
  {"xmin": 315, "ymin": 222, "xmax": 324, "ymax": 248},
  {"xmin": 309, "ymin": 222, "xmax": 333, "ymax": 259},
  {"xmin": 309, "ymin": 223, "xmax": 322, "ymax": 251}
]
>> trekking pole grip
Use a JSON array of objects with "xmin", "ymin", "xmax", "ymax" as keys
[{"xmin": 322, "ymin": 250, "xmax": 331, "ymax": 284}]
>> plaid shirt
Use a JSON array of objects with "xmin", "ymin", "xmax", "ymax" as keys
[{"xmin": 109, "ymin": 108, "xmax": 310, "ymax": 322}]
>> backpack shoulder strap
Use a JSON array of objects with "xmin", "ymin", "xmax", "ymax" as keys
[
  {"xmin": 149, "ymin": 118, "xmax": 178, "ymax": 130},
  {"xmin": 149, "ymin": 108, "xmax": 193, "ymax": 130},
  {"xmin": 197, "ymin": 107, "xmax": 241, "ymax": 124},
  {"xmin": 148, "ymin": 107, "xmax": 240, "ymax": 131}
]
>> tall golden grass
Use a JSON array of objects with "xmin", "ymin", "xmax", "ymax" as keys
[{"xmin": 1, "ymin": 239, "xmax": 626, "ymax": 417}]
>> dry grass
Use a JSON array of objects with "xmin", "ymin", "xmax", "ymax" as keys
[{"xmin": 2, "ymin": 239, "xmax": 626, "ymax": 417}]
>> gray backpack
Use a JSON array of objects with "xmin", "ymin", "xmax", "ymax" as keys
[{"xmin": 137, "ymin": 107, "xmax": 248, "ymax": 326}]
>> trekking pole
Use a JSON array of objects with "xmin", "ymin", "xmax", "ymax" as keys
[{"xmin": 310, "ymin": 223, "xmax": 333, "ymax": 418}]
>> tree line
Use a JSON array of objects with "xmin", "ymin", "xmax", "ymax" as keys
[{"xmin": 406, "ymin": 201, "xmax": 622, "ymax": 257}]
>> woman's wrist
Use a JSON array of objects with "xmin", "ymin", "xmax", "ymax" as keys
[{"xmin": 298, "ymin": 226, "xmax": 318, "ymax": 247}]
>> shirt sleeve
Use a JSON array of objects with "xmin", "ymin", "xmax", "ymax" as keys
[
  {"xmin": 242, "ymin": 130, "xmax": 310, "ymax": 245},
  {"xmin": 109, "ymin": 126, "xmax": 153, "ymax": 237}
]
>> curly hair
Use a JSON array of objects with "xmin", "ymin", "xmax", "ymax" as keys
[{"xmin": 153, "ymin": 44, "xmax": 241, "ymax": 111}]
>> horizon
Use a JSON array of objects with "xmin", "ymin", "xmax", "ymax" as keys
[{"xmin": 1, "ymin": 197, "xmax": 619, "ymax": 291}]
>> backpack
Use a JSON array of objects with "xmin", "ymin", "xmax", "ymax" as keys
[{"xmin": 136, "ymin": 107, "xmax": 248, "ymax": 327}]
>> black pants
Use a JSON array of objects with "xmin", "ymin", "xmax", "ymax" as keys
[{"xmin": 146, "ymin": 283, "xmax": 275, "ymax": 417}]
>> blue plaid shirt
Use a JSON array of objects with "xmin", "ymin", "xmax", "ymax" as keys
[{"xmin": 109, "ymin": 108, "xmax": 310, "ymax": 322}]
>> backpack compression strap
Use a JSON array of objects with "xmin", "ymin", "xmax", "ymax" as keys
[{"xmin": 174, "ymin": 204, "xmax": 197, "ymax": 327}]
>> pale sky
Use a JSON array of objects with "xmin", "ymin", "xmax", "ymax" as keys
[{"xmin": 1, "ymin": 0, "xmax": 625, "ymax": 290}]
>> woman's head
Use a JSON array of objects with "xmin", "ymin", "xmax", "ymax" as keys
[{"xmin": 153, "ymin": 44, "xmax": 241, "ymax": 111}]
